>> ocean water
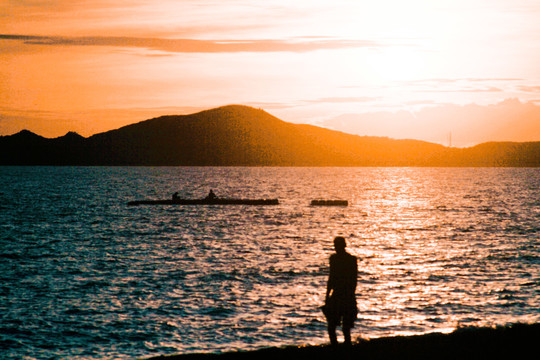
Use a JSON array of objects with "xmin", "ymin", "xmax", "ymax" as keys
[{"xmin": 0, "ymin": 166, "xmax": 538, "ymax": 359}]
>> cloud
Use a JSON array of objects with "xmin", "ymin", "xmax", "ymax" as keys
[
  {"xmin": 403, "ymin": 78, "xmax": 523, "ymax": 86},
  {"xmin": 320, "ymin": 99, "xmax": 540, "ymax": 147},
  {"xmin": 426, "ymin": 87, "xmax": 504, "ymax": 93},
  {"xmin": 404, "ymin": 100, "xmax": 438, "ymax": 106},
  {"xmin": 518, "ymin": 85, "xmax": 540, "ymax": 93},
  {"xmin": 241, "ymin": 97, "xmax": 379, "ymax": 111},
  {"xmin": 306, "ymin": 96, "xmax": 378, "ymax": 104},
  {"xmin": 244, "ymin": 102, "xmax": 299, "ymax": 110},
  {"xmin": 396, "ymin": 78, "xmax": 514, "ymax": 94},
  {"xmin": 0, "ymin": 34, "xmax": 380, "ymax": 53}
]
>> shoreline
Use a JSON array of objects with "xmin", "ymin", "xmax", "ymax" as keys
[{"xmin": 144, "ymin": 322, "xmax": 539, "ymax": 360}]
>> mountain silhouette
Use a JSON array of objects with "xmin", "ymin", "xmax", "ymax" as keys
[{"xmin": 1, "ymin": 105, "xmax": 538, "ymax": 166}]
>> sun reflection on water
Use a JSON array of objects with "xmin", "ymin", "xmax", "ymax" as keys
[{"xmin": 0, "ymin": 167, "xmax": 538, "ymax": 358}]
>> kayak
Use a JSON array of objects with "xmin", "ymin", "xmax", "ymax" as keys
[{"xmin": 128, "ymin": 198, "xmax": 279, "ymax": 206}]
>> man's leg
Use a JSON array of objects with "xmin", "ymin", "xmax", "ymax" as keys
[
  {"xmin": 327, "ymin": 323, "xmax": 338, "ymax": 347},
  {"xmin": 343, "ymin": 325, "xmax": 352, "ymax": 346}
]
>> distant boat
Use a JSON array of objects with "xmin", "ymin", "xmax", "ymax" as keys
[
  {"xmin": 128, "ymin": 198, "xmax": 279, "ymax": 206},
  {"xmin": 310, "ymin": 199, "xmax": 348, "ymax": 206}
]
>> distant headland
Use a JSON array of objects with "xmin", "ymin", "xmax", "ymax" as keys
[{"xmin": 1, "ymin": 105, "xmax": 538, "ymax": 166}]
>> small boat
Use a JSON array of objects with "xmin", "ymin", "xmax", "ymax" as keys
[
  {"xmin": 310, "ymin": 199, "xmax": 348, "ymax": 206},
  {"xmin": 128, "ymin": 198, "xmax": 279, "ymax": 206}
]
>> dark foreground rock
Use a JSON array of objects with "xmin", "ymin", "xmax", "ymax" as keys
[{"xmin": 144, "ymin": 323, "xmax": 539, "ymax": 360}]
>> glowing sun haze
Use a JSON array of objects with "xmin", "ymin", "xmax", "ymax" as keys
[{"xmin": 1, "ymin": 0, "xmax": 539, "ymax": 146}]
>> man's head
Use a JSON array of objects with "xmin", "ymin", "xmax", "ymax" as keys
[{"xmin": 334, "ymin": 236, "xmax": 347, "ymax": 252}]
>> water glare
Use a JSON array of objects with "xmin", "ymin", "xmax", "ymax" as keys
[{"xmin": 0, "ymin": 167, "xmax": 538, "ymax": 359}]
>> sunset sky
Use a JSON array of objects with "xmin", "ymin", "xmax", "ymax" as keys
[{"xmin": 1, "ymin": 0, "xmax": 539, "ymax": 146}]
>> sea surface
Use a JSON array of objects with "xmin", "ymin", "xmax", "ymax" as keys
[{"xmin": 0, "ymin": 167, "xmax": 538, "ymax": 359}]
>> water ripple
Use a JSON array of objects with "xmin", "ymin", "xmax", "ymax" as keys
[{"xmin": 0, "ymin": 167, "xmax": 538, "ymax": 359}]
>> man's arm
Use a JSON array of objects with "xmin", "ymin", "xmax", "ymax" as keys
[
  {"xmin": 326, "ymin": 257, "xmax": 334, "ymax": 303},
  {"xmin": 353, "ymin": 257, "xmax": 358, "ymax": 293}
]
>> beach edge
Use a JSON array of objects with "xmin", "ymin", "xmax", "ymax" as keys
[{"xmin": 143, "ymin": 322, "xmax": 539, "ymax": 360}]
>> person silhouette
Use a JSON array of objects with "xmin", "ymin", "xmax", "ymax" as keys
[
  {"xmin": 324, "ymin": 236, "xmax": 358, "ymax": 347},
  {"xmin": 206, "ymin": 189, "xmax": 217, "ymax": 200}
]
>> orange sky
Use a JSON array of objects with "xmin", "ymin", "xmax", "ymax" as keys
[{"xmin": 1, "ymin": 0, "xmax": 539, "ymax": 146}]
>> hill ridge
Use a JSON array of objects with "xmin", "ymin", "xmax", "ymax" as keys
[{"xmin": 1, "ymin": 105, "xmax": 539, "ymax": 166}]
